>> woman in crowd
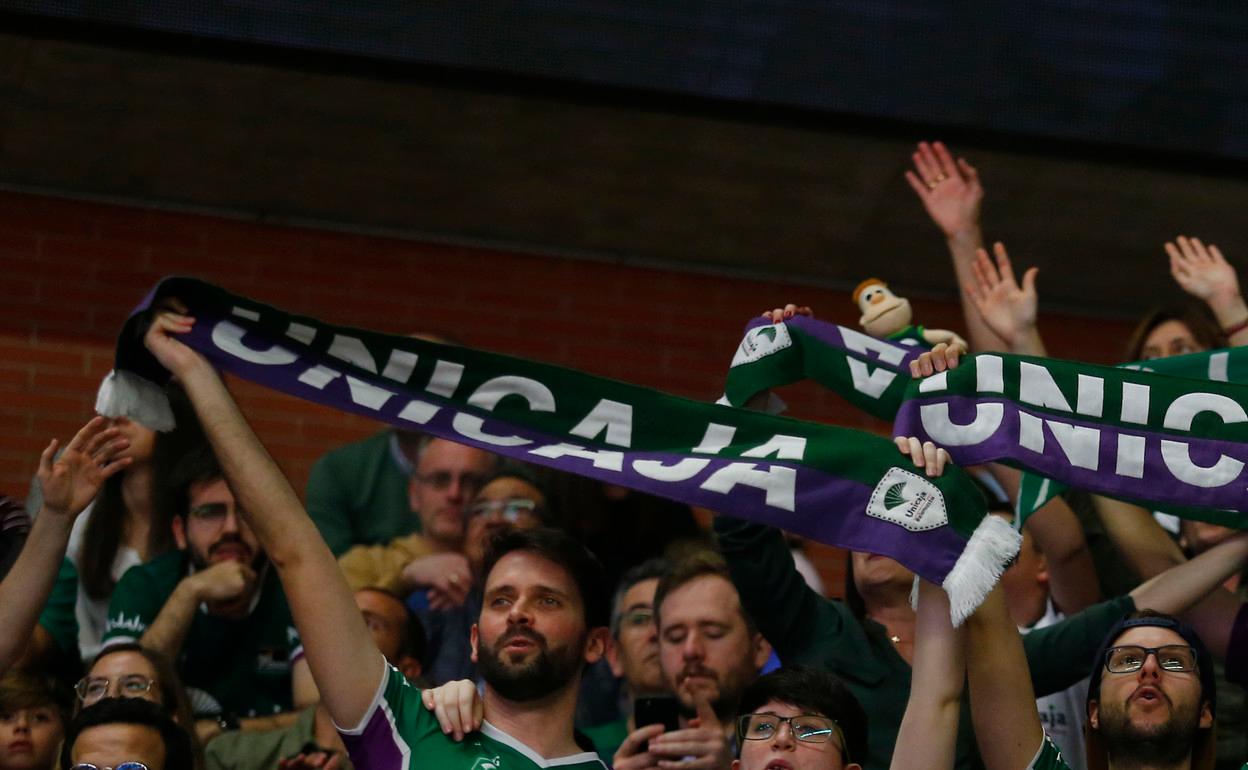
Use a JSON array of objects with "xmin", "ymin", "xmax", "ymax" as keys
[{"xmin": 35, "ymin": 385, "xmax": 204, "ymax": 665}]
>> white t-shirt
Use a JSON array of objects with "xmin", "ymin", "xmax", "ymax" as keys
[{"xmin": 68, "ymin": 503, "xmax": 142, "ymax": 660}]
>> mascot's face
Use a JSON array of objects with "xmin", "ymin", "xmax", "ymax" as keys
[{"xmin": 857, "ymin": 283, "xmax": 913, "ymax": 338}]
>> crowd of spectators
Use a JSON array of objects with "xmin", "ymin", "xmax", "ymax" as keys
[{"xmin": 1, "ymin": 141, "xmax": 1246, "ymax": 770}]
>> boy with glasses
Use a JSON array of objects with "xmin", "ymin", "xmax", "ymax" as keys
[{"xmin": 733, "ymin": 666, "xmax": 868, "ymax": 770}]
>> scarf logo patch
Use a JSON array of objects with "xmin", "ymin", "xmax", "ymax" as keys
[
  {"xmin": 866, "ymin": 467, "xmax": 948, "ymax": 532},
  {"xmin": 731, "ymin": 323, "xmax": 793, "ymax": 367}
]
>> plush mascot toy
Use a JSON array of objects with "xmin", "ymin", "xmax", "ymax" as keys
[{"xmin": 853, "ymin": 278, "xmax": 968, "ymax": 350}]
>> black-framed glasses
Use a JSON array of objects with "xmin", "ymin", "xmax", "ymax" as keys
[
  {"xmin": 416, "ymin": 471, "xmax": 489, "ymax": 493},
  {"xmin": 74, "ymin": 674, "xmax": 155, "ymax": 704},
  {"xmin": 467, "ymin": 498, "xmax": 539, "ymax": 523},
  {"xmin": 70, "ymin": 763, "xmax": 149, "ymax": 770},
  {"xmin": 737, "ymin": 713, "xmax": 847, "ymax": 757},
  {"xmin": 1104, "ymin": 645, "xmax": 1198, "ymax": 674}
]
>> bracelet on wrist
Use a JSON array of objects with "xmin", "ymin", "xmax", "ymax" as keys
[{"xmin": 1223, "ymin": 315, "xmax": 1248, "ymax": 337}]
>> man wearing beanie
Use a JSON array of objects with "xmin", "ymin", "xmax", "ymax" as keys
[{"xmin": 1085, "ymin": 611, "xmax": 1217, "ymax": 770}]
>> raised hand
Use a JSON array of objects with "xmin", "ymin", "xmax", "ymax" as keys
[
  {"xmin": 143, "ymin": 301, "xmax": 210, "ymax": 378},
  {"xmin": 1166, "ymin": 235, "xmax": 1244, "ymax": 316},
  {"xmin": 904, "ymin": 141, "xmax": 983, "ymax": 239},
  {"xmin": 759, "ymin": 304, "xmax": 814, "ymax": 324},
  {"xmin": 37, "ymin": 417, "xmax": 131, "ymax": 519},
  {"xmin": 964, "ymin": 242, "xmax": 1041, "ymax": 353}
]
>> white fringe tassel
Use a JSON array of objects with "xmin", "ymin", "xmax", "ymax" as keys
[
  {"xmin": 95, "ymin": 369, "xmax": 176, "ymax": 432},
  {"xmin": 942, "ymin": 514, "xmax": 1022, "ymax": 626}
]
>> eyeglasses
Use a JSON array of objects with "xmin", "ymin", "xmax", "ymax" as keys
[
  {"xmin": 186, "ymin": 502, "xmax": 245, "ymax": 526},
  {"xmin": 467, "ymin": 498, "xmax": 539, "ymax": 523},
  {"xmin": 1104, "ymin": 645, "xmax": 1198, "ymax": 674},
  {"xmin": 737, "ymin": 713, "xmax": 847, "ymax": 756},
  {"xmin": 416, "ymin": 471, "xmax": 489, "ymax": 493},
  {"xmin": 70, "ymin": 763, "xmax": 149, "ymax": 770},
  {"xmin": 74, "ymin": 675, "xmax": 156, "ymax": 704}
]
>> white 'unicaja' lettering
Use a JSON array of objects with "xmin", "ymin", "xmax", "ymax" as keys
[
  {"xmin": 1120, "ymin": 383, "xmax": 1150, "ymax": 424},
  {"xmin": 840, "ymin": 327, "xmax": 905, "ymax": 399},
  {"xmin": 1076, "ymin": 375, "xmax": 1104, "ymax": 417},
  {"xmin": 1019, "ymin": 362, "xmax": 1073, "ymax": 414},
  {"xmin": 700, "ymin": 463, "xmax": 797, "ymax": 512},
  {"xmin": 740, "ymin": 434, "xmax": 807, "ymax": 460},
  {"xmin": 285, "ymin": 322, "xmax": 317, "ymax": 345},
  {"xmin": 977, "ymin": 355, "xmax": 1005, "ymax": 393},
  {"xmin": 396, "ymin": 360, "xmax": 466, "ymax": 425},
  {"xmin": 1160, "ymin": 393, "xmax": 1246, "ymax": 488},
  {"xmin": 1209, "ymin": 352, "xmax": 1229, "ymax": 382},
  {"xmin": 451, "ymin": 376, "xmax": 555, "ymax": 447},
  {"xmin": 529, "ymin": 443, "xmax": 624, "ymax": 471},
  {"xmin": 919, "ymin": 403, "xmax": 1004, "ymax": 446},
  {"xmin": 1017, "ymin": 412, "xmax": 1100, "ymax": 470},
  {"xmin": 1115, "ymin": 434, "xmax": 1146, "ymax": 478},
  {"xmin": 213, "ymin": 320, "xmax": 298, "ymax": 365},
  {"xmin": 569, "ymin": 399, "xmax": 634, "ymax": 447},
  {"xmin": 632, "ymin": 423, "xmax": 737, "ymax": 482}
]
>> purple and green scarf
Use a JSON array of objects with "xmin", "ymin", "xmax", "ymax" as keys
[
  {"xmin": 724, "ymin": 315, "xmax": 1248, "ymax": 529},
  {"xmin": 100, "ymin": 278, "xmax": 1016, "ymax": 622}
]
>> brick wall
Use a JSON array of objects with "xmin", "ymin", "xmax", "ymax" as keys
[{"xmin": 0, "ymin": 189, "xmax": 1136, "ymax": 595}]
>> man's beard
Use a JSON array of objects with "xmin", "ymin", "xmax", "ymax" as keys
[
  {"xmin": 190, "ymin": 534, "xmax": 267, "ymax": 573},
  {"xmin": 477, "ymin": 627, "xmax": 584, "ymax": 702},
  {"xmin": 1097, "ymin": 690, "xmax": 1204, "ymax": 767},
  {"xmin": 673, "ymin": 663, "xmax": 750, "ymax": 722}
]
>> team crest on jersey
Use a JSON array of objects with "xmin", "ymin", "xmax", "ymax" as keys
[{"xmin": 471, "ymin": 756, "xmax": 501, "ymax": 770}]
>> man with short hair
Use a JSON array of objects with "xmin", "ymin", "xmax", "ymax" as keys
[
  {"xmin": 411, "ymin": 469, "xmax": 553, "ymax": 685},
  {"xmin": 102, "ymin": 447, "xmax": 304, "ymax": 720},
  {"xmin": 614, "ymin": 552, "xmax": 771, "ymax": 770},
  {"xmin": 1085, "ymin": 613, "xmax": 1217, "ymax": 770},
  {"xmin": 583, "ymin": 558, "xmax": 671, "ymax": 762},
  {"xmin": 142, "ymin": 306, "xmax": 610, "ymax": 769},
  {"xmin": 337, "ymin": 437, "xmax": 500, "ymax": 604},
  {"xmin": 733, "ymin": 665, "xmax": 868, "ymax": 770},
  {"xmin": 61, "ymin": 697, "xmax": 195, "ymax": 770}
]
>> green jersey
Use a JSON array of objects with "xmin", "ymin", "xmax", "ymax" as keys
[
  {"xmin": 340, "ymin": 664, "xmax": 606, "ymax": 770},
  {"xmin": 1026, "ymin": 736, "xmax": 1073, "ymax": 770},
  {"xmin": 102, "ymin": 550, "xmax": 301, "ymax": 717}
]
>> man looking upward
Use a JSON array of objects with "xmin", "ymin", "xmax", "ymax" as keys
[{"xmin": 143, "ymin": 305, "xmax": 609, "ymax": 769}]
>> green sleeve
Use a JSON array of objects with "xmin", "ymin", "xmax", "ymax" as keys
[
  {"xmin": 37, "ymin": 558, "xmax": 80, "ymax": 655},
  {"xmin": 305, "ymin": 451, "xmax": 356, "ymax": 556},
  {"xmin": 101, "ymin": 563, "xmax": 168, "ymax": 644},
  {"xmin": 1023, "ymin": 595, "xmax": 1135, "ymax": 697},
  {"xmin": 712, "ymin": 516, "xmax": 846, "ymax": 664}
]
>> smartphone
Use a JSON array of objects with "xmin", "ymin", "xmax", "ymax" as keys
[{"xmin": 634, "ymin": 695, "xmax": 681, "ymax": 733}]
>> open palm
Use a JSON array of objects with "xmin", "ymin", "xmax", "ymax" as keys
[
  {"xmin": 37, "ymin": 417, "xmax": 131, "ymax": 518},
  {"xmin": 965, "ymin": 242, "xmax": 1038, "ymax": 347}
]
